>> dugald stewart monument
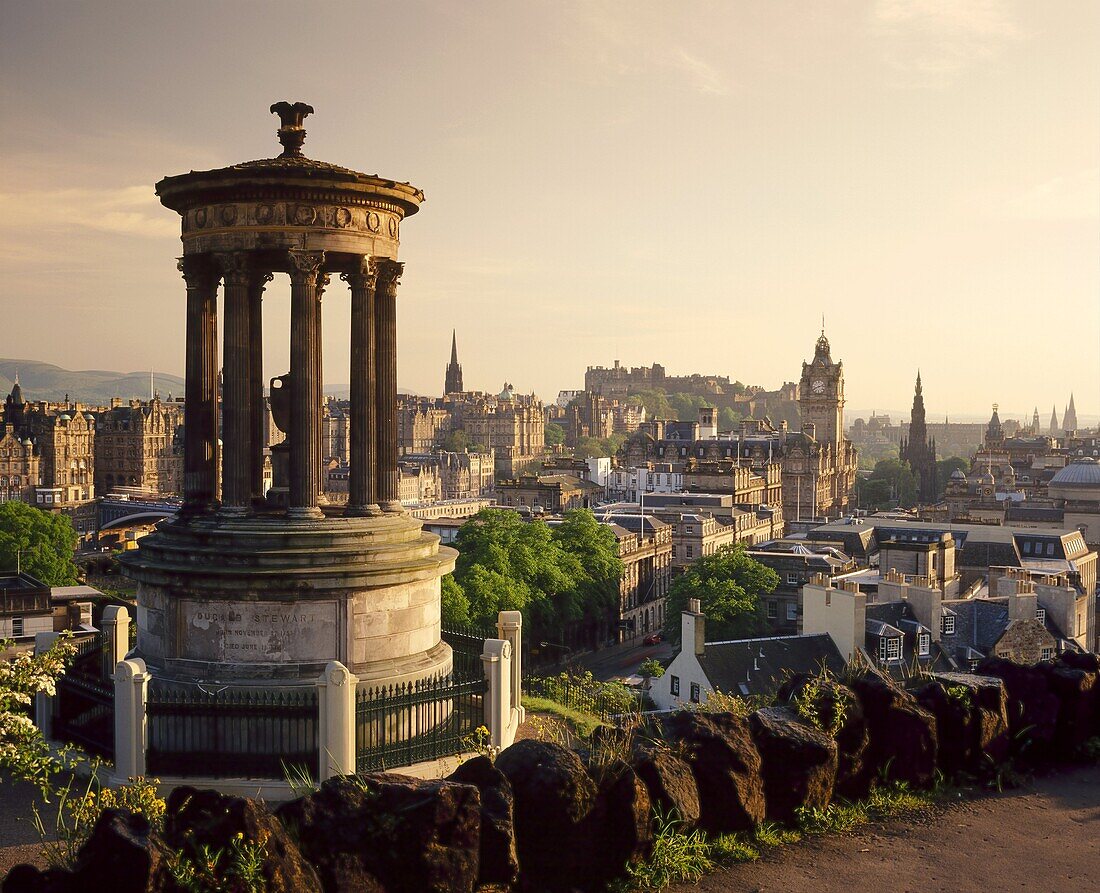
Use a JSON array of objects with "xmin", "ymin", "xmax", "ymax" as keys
[{"xmin": 124, "ymin": 103, "xmax": 456, "ymax": 689}]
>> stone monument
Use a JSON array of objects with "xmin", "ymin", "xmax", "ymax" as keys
[{"xmin": 121, "ymin": 103, "xmax": 455, "ymax": 691}]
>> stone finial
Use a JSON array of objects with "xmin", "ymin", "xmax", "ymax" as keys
[{"xmin": 270, "ymin": 101, "xmax": 315, "ymax": 157}]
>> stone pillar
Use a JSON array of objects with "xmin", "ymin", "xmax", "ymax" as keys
[
  {"xmin": 374, "ymin": 259, "xmax": 404, "ymax": 512},
  {"xmin": 481, "ymin": 638, "xmax": 512, "ymax": 751},
  {"xmin": 113, "ymin": 658, "xmax": 149, "ymax": 780},
  {"xmin": 250, "ymin": 272, "xmax": 273, "ymax": 504},
  {"xmin": 317, "ymin": 661, "xmax": 358, "ymax": 780},
  {"xmin": 341, "ymin": 258, "xmax": 381, "ymax": 516},
  {"xmin": 497, "ymin": 610, "xmax": 524, "ymax": 723},
  {"xmin": 179, "ymin": 256, "xmax": 220, "ymax": 512},
  {"xmin": 287, "ymin": 250, "xmax": 326, "ymax": 519},
  {"xmin": 217, "ymin": 252, "xmax": 252, "ymax": 515},
  {"xmin": 101, "ymin": 604, "xmax": 131, "ymax": 667},
  {"xmin": 315, "ymin": 272, "xmax": 330, "ymax": 503},
  {"xmin": 33, "ymin": 632, "xmax": 61, "ymax": 738}
]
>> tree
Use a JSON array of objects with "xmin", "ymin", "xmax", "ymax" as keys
[
  {"xmin": 573, "ymin": 436, "xmax": 607, "ymax": 459},
  {"xmin": 440, "ymin": 575, "xmax": 471, "ymax": 627},
  {"xmin": 663, "ymin": 544, "xmax": 779, "ymax": 642},
  {"xmin": 627, "ymin": 389, "xmax": 673, "ymax": 420},
  {"xmin": 856, "ymin": 458, "xmax": 918, "ymax": 509},
  {"xmin": 0, "ymin": 502, "xmax": 79, "ymax": 585},
  {"xmin": 450, "ymin": 508, "xmax": 623, "ymax": 644},
  {"xmin": 667, "ymin": 393, "xmax": 712, "ymax": 422},
  {"xmin": 442, "ymin": 429, "xmax": 470, "ymax": 453},
  {"xmin": 545, "ymin": 422, "xmax": 565, "ymax": 447},
  {"xmin": 639, "ymin": 658, "xmax": 665, "ymax": 681},
  {"xmin": 718, "ymin": 406, "xmax": 742, "ymax": 432}
]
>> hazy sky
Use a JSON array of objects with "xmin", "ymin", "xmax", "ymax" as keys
[{"xmin": 1, "ymin": 1, "xmax": 1097, "ymax": 422}]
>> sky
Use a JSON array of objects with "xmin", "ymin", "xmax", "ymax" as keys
[{"xmin": 0, "ymin": 0, "xmax": 1097, "ymax": 423}]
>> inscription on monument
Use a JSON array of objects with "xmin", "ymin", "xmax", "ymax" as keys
[{"xmin": 180, "ymin": 598, "xmax": 338, "ymax": 663}]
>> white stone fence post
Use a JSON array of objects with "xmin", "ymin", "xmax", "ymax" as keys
[
  {"xmin": 101, "ymin": 605, "xmax": 131, "ymax": 669},
  {"xmin": 113, "ymin": 658, "xmax": 149, "ymax": 781},
  {"xmin": 481, "ymin": 611, "xmax": 525, "ymax": 751},
  {"xmin": 316, "ymin": 660, "xmax": 358, "ymax": 781},
  {"xmin": 33, "ymin": 632, "xmax": 61, "ymax": 739}
]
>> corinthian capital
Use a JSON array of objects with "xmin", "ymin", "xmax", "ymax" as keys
[
  {"xmin": 214, "ymin": 251, "xmax": 252, "ymax": 286},
  {"xmin": 375, "ymin": 258, "xmax": 404, "ymax": 297},
  {"xmin": 287, "ymin": 249, "xmax": 326, "ymax": 286},
  {"xmin": 339, "ymin": 256, "xmax": 378, "ymax": 292},
  {"xmin": 177, "ymin": 255, "xmax": 218, "ymax": 289}
]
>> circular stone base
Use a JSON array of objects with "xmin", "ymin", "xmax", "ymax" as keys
[{"xmin": 120, "ymin": 512, "xmax": 456, "ymax": 685}]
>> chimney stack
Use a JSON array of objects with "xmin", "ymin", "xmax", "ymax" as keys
[{"xmin": 682, "ymin": 598, "xmax": 706, "ymax": 656}]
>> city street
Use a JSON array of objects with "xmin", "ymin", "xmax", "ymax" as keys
[{"xmin": 576, "ymin": 637, "xmax": 674, "ymax": 683}]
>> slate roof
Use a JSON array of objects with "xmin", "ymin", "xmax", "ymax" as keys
[
  {"xmin": 865, "ymin": 601, "xmax": 952, "ymax": 678},
  {"xmin": 695, "ymin": 634, "xmax": 845, "ymax": 698}
]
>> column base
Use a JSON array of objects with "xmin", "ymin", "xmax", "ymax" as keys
[
  {"xmin": 219, "ymin": 505, "xmax": 251, "ymax": 519},
  {"xmin": 381, "ymin": 501, "xmax": 404, "ymax": 514},
  {"xmin": 346, "ymin": 504, "xmax": 384, "ymax": 517},
  {"xmin": 287, "ymin": 506, "xmax": 325, "ymax": 520}
]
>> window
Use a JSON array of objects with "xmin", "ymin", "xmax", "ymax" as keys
[
  {"xmin": 942, "ymin": 615, "xmax": 955, "ymax": 635},
  {"xmin": 918, "ymin": 633, "xmax": 930, "ymax": 656},
  {"xmin": 767, "ymin": 600, "xmax": 778, "ymax": 620},
  {"xmin": 1035, "ymin": 608, "xmax": 1046, "ymax": 625},
  {"xmin": 786, "ymin": 603, "xmax": 798, "ymax": 622},
  {"xmin": 686, "ymin": 545, "xmax": 693, "ymax": 559},
  {"xmin": 11, "ymin": 617, "xmax": 23, "ymax": 637},
  {"xmin": 1023, "ymin": 541, "xmax": 1032, "ymax": 554},
  {"xmin": 969, "ymin": 659, "xmax": 980, "ymax": 672},
  {"xmin": 670, "ymin": 675, "xmax": 680, "ymax": 696},
  {"xmin": 1040, "ymin": 647, "xmax": 1053, "ymax": 661},
  {"xmin": 690, "ymin": 682, "xmax": 701, "ymax": 703},
  {"xmin": 879, "ymin": 637, "xmax": 900, "ymax": 662},
  {"xmin": 786, "ymin": 572, "xmax": 799, "ymax": 585}
]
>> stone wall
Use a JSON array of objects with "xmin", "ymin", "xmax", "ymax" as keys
[{"xmin": 7, "ymin": 653, "xmax": 1099, "ymax": 893}]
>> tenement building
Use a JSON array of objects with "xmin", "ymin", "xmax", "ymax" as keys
[{"xmin": 95, "ymin": 394, "xmax": 185, "ymax": 496}]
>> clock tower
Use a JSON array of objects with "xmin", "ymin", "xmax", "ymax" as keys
[{"xmin": 799, "ymin": 329, "xmax": 844, "ymax": 446}]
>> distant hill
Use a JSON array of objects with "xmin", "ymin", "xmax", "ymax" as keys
[{"xmin": 0, "ymin": 359, "xmax": 184, "ymax": 405}]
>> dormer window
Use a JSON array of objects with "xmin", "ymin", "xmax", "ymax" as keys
[
  {"xmin": 879, "ymin": 637, "xmax": 900, "ymax": 662},
  {"xmin": 1036, "ymin": 608, "xmax": 1046, "ymax": 625},
  {"xmin": 918, "ymin": 633, "xmax": 930, "ymax": 656},
  {"xmin": 942, "ymin": 615, "xmax": 955, "ymax": 635}
]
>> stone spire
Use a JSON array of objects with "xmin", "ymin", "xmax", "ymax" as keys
[
  {"xmin": 1064, "ymin": 393, "xmax": 1078, "ymax": 432},
  {"xmin": 1050, "ymin": 404, "xmax": 1060, "ymax": 435},
  {"xmin": 1032, "ymin": 407, "xmax": 1039, "ymax": 434},
  {"xmin": 444, "ymin": 329, "xmax": 463, "ymax": 395},
  {"xmin": 900, "ymin": 371, "xmax": 936, "ymax": 503}
]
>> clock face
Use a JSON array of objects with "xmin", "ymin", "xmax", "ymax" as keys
[{"xmin": 811, "ymin": 379, "xmax": 826, "ymax": 395}]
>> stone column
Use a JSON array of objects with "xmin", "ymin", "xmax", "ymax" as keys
[
  {"xmin": 217, "ymin": 252, "xmax": 252, "ymax": 515},
  {"xmin": 34, "ymin": 632, "xmax": 61, "ymax": 738},
  {"xmin": 481, "ymin": 638, "xmax": 512, "ymax": 751},
  {"xmin": 287, "ymin": 250, "xmax": 325, "ymax": 519},
  {"xmin": 315, "ymin": 272, "xmax": 331, "ymax": 504},
  {"xmin": 179, "ymin": 256, "xmax": 220, "ymax": 512},
  {"xmin": 113, "ymin": 658, "xmax": 149, "ymax": 781},
  {"xmin": 341, "ymin": 258, "xmax": 381, "ymax": 516},
  {"xmin": 317, "ymin": 660, "xmax": 358, "ymax": 780},
  {"xmin": 249, "ymin": 272, "xmax": 273, "ymax": 505},
  {"xmin": 374, "ymin": 259, "xmax": 404, "ymax": 512},
  {"xmin": 497, "ymin": 610, "xmax": 524, "ymax": 723},
  {"xmin": 101, "ymin": 604, "xmax": 131, "ymax": 667}
]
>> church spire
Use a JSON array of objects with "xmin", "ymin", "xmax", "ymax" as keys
[
  {"xmin": 1064, "ymin": 393, "xmax": 1078, "ymax": 432},
  {"xmin": 444, "ymin": 330, "xmax": 463, "ymax": 395}
]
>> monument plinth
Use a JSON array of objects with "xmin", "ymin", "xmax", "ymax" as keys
[{"xmin": 122, "ymin": 104, "xmax": 454, "ymax": 688}]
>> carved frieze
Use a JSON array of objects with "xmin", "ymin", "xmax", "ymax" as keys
[{"xmin": 182, "ymin": 201, "xmax": 402, "ymax": 237}]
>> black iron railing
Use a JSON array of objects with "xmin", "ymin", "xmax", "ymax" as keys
[
  {"xmin": 441, "ymin": 624, "xmax": 494, "ymax": 682},
  {"xmin": 354, "ymin": 673, "xmax": 488, "ymax": 773},
  {"xmin": 146, "ymin": 683, "xmax": 318, "ymax": 780},
  {"xmin": 54, "ymin": 670, "xmax": 114, "ymax": 760},
  {"xmin": 523, "ymin": 672, "xmax": 640, "ymax": 720}
]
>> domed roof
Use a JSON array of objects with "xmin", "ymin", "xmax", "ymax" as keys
[
  {"xmin": 950, "ymin": 468, "xmax": 967, "ymax": 481},
  {"xmin": 1050, "ymin": 458, "xmax": 1100, "ymax": 487},
  {"xmin": 58, "ymin": 412, "xmax": 72, "ymax": 421}
]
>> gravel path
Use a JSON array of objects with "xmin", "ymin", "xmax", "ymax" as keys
[{"xmin": 670, "ymin": 764, "xmax": 1100, "ymax": 893}]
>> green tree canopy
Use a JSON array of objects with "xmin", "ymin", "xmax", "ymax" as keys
[
  {"xmin": 442, "ymin": 429, "xmax": 470, "ymax": 453},
  {"xmin": 856, "ymin": 458, "xmax": 918, "ymax": 509},
  {"xmin": 935, "ymin": 456, "xmax": 969, "ymax": 497},
  {"xmin": 663, "ymin": 544, "xmax": 778, "ymax": 642},
  {"xmin": 627, "ymin": 389, "xmax": 673, "ymax": 420},
  {"xmin": 544, "ymin": 422, "xmax": 565, "ymax": 447},
  {"xmin": 444, "ymin": 508, "xmax": 623, "ymax": 643},
  {"xmin": 718, "ymin": 406, "xmax": 743, "ymax": 432},
  {"xmin": 0, "ymin": 502, "xmax": 79, "ymax": 585}
]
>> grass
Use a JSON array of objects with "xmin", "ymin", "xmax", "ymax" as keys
[
  {"xmin": 521, "ymin": 696, "xmax": 604, "ymax": 738},
  {"xmin": 615, "ymin": 782, "xmax": 939, "ymax": 892}
]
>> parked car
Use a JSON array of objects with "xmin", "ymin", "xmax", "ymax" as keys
[{"xmin": 642, "ymin": 633, "xmax": 662, "ymax": 646}]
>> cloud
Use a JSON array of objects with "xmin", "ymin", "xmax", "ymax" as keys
[
  {"xmin": 0, "ymin": 184, "xmax": 177, "ymax": 255},
  {"xmin": 1001, "ymin": 169, "xmax": 1100, "ymax": 221},
  {"xmin": 668, "ymin": 47, "xmax": 729, "ymax": 96},
  {"xmin": 870, "ymin": 0, "xmax": 1024, "ymax": 86}
]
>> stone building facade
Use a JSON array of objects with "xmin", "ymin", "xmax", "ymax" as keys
[
  {"xmin": 95, "ymin": 395, "xmax": 184, "ymax": 496},
  {"xmin": 0, "ymin": 424, "xmax": 39, "ymax": 503},
  {"xmin": 452, "ymin": 385, "xmax": 545, "ymax": 476},
  {"xmin": 899, "ymin": 373, "xmax": 937, "ymax": 504},
  {"xmin": 397, "ymin": 396, "xmax": 451, "ymax": 455}
]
